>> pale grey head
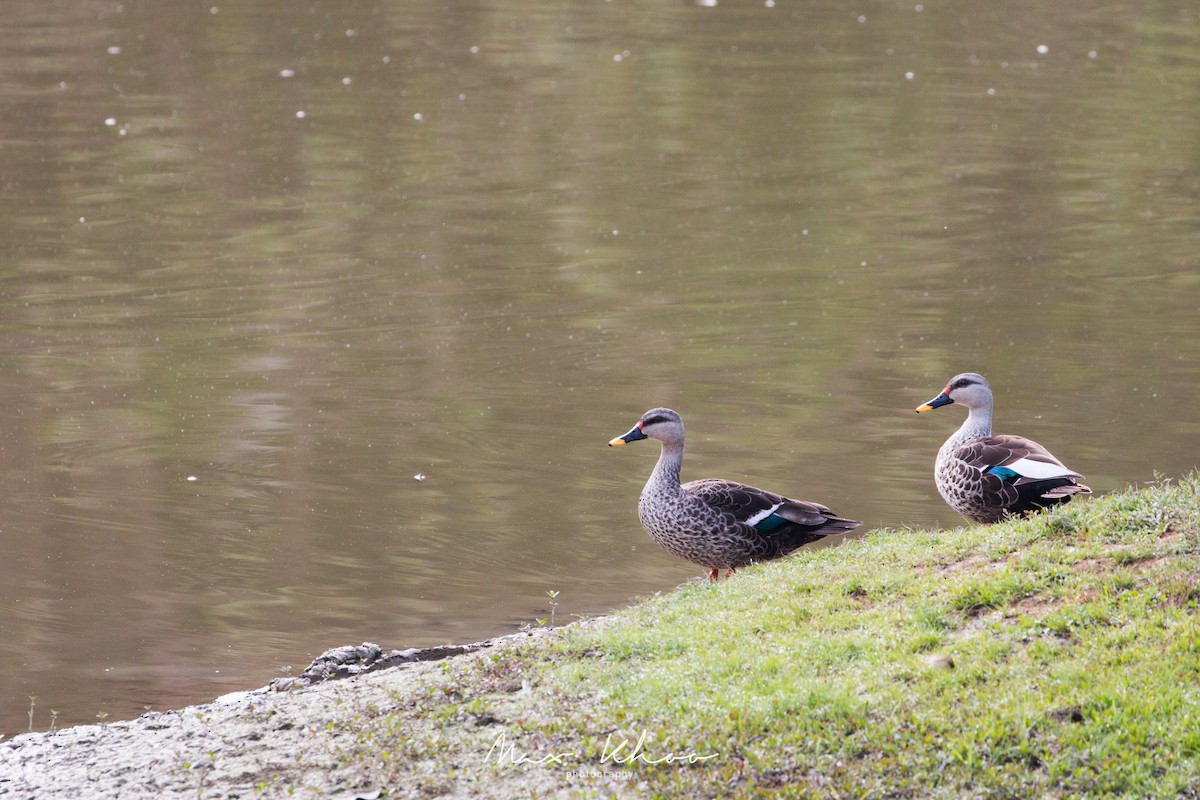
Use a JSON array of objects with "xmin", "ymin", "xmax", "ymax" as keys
[
  {"xmin": 916, "ymin": 372, "xmax": 993, "ymax": 414},
  {"xmin": 608, "ymin": 407, "xmax": 685, "ymax": 448}
]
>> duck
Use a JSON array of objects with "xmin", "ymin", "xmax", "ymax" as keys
[
  {"xmin": 915, "ymin": 372, "xmax": 1091, "ymax": 523},
  {"xmin": 608, "ymin": 407, "xmax": 862, "ymax": 581}
]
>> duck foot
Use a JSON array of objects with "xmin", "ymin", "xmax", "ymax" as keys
[{"xmin": 707, "ymin": 567, "xmax": 737, "ymax": 582}]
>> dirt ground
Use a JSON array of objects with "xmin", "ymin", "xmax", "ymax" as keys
[{"xmin": 0, "ymin": 628, "xmax": 606, "ymax": 799}]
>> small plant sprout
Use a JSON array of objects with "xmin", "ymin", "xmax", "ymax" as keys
[
  {"xmin": 27, "ymin": 696, "xmax": 36, "ymax": 731},
  {"xmin": 547, "ymin": 589, "xmax": 560, "ymax": 627},
  {"xmin": 50, "ymin": 709, "xmax": 59, "ymax": 734}
]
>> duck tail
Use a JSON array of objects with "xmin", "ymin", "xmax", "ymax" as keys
[{"xmin": 820, "ymin": 516, "xmax": 863, "ymax": 535}]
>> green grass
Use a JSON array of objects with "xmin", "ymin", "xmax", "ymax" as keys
[{"xmin": 340, "ymin": 476, "xmax": 1200, "ymax": 799}]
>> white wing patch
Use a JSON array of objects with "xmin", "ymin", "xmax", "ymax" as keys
[
  {"xmin": 744, "ymin": 502, "xmax": 783, "ymax": 527},
  {"xmin": 1006, "ymin": 456, "xmax": 1080, "ymax": 480}
]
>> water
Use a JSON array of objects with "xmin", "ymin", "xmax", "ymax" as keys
[{"xmin": 1, "ymin": 0, "xmax": 1198, "ymax": 734}]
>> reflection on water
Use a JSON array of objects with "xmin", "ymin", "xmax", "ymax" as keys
[{"xmin": 1, "ymin": 0, "xmax": 1199, "ymax": 733}]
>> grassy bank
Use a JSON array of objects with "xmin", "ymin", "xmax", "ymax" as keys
[{"xmin": 324, "ymin": 477, "xmax": 1200, "ymax": 798}]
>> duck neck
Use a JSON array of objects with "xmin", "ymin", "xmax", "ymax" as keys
[
  {"xmin": 647, "ymin": 439, "xmax": 685, "ymax": 496},
  {"xmin": 949, "ymin": 404, "xmax": 993, "ymax": 448}
]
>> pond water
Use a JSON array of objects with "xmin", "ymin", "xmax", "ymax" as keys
[{"xmin": 1, "ymin": 0, "xmax": 1198, "ymax": 734}]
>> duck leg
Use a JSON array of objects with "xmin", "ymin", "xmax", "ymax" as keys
[{"xmin": 707, "ymin": 567, "xmax": 737, "ymax": 582}]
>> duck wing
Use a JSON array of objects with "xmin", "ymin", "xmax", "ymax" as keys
[
  {"xmin": 954, "ymin": 435, "xmax": 1087, "ymax": 482},
  {"xmin": 684, "ymin": 479, "xmax": 861, "ymax": 536},
  {"xmin": 954, "ymin": 435, "xmax": 1091, "ymax": 516}
]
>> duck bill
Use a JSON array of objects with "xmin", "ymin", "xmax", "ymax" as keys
[
  {"xmin": 916, "ymin": 392, "xmax": 953, "ymax": 413},
  {"xmin": 608, "ymin": 424, "xmax": 647, "ymax": 447}
]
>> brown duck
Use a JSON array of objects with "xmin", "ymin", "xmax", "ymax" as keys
[
  {"xmin": 609, "ymin": 408, "xmax": 861, "ymax": 580},
  {"xmin": 916, "ymin": 372, "xmax": 1091, "ymax": 523}
]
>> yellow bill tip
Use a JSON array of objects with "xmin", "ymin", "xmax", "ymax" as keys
[
  {"xmin": 915, "ymin": 404, "xmax": 935, "ymax": 413},
  {"xmin": 608, "ymin": 437, "xmax": 627, "ymax": 447}
]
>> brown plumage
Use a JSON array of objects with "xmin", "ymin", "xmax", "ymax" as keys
[
  {"xmin": 916, "ymin": 373, "xmax": 1091, "ymax": 523},
  {"xmin": 609, "ymin": 408, "xmax": 861, "ymax": 580}
]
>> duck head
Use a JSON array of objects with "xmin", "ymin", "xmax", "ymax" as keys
[
  {"xmin": 609, "ymin": 407, "xmax": 684, "ymax": 446},
  {"xmin": 916, "ymin": 372, "xmax": 992, "ymax": 413}
]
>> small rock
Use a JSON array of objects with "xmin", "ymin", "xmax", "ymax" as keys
[{"xmin": 924, "ymin": 653, "xmax": 955, "ymax": 670}]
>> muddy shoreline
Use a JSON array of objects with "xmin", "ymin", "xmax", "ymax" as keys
[{"xmin": 0, "ymin": 626, "xmax": 574, "ymax": 799}]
